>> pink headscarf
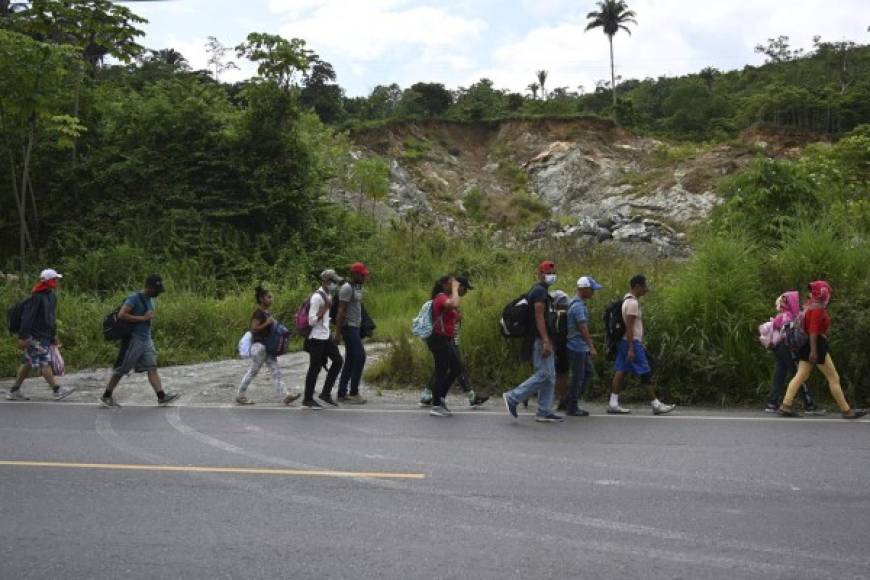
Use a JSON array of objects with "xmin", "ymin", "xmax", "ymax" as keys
[{"xmin": 808, "ymin": 281, "xmax": 832, "ymax": 307}]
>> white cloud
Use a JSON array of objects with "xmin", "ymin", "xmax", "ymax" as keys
[{"xmin": 165, "ymin": 37, "xmax": 254, "ymax": 84}]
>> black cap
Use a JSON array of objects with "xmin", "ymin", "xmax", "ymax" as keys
[
  {"xmin": 456, "ymin": 276, "xmax": 474, "ymax": 290},
  {"xmin": 145, "ymin": 274, "xmax": 165, "ymax": 293},
  {"xmin": 630, "ymin": 274, "xmax": 647, "ymax": 289}
]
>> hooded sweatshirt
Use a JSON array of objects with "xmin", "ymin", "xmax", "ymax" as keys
[{"xmin": 772, "ymin": 291, "xmax": 800, "ymax": 331}]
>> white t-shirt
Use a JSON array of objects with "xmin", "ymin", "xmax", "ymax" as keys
[
  {"xmin": 308, "ymin": 289, "xmax": 331, "ymax": 340},
  {"xmin": 621, "ymin": 293, "xmax": 644, "ymax": 343}
]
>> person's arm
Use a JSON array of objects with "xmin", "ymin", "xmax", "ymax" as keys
[
  {"xmin": 333, "ymin": 301, "xmax": 347, "ymax": 344},
  {"xmin": 625, "ymin": 313, "xmax": 636, "ymax": 361},
  {"xmin": 444, "ymin": 280, "xmax": 461, "ymax": 310},
  {"xmin": 579, "ymin": 322, "xmax": 598, "ymax": 359},
  {"xmin": 118, "ymin": 302, "xmax": 153, "ymax": 323},
  {"xmin": 17, "ymin": 297, "xmax": 35, "ymax": 347},
  {"xmin": 534, "ymin": 301, "xmax": 551, "ymax": 357},
  {"xmin": 808, "ymin": 332, "xmax": 819, "ymax": 364},
  {"xmin": 311, "ymin": 292, "xmax": 328, "ymax": 322},
  {"xmin": 249, "ymin": 312, "xmax": 272, "ymax": 334}
]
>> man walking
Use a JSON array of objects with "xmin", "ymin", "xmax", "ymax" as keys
[
  {"xmin": 502, "ymin": 261, "xmax": 564, "ymax": 423},
  {"xmin": 99, "ymin": 274, "xmax": 180, "ymax": 408},
  {"xmin": 6, "ymin": 269, "xmax": 74, "ymax": 401},
  {"xmin": 563, "ymin": 276, "xmax": 602, "ymax": 417},
  {"xmin": 608, "ymin": 274, "xmax": 675, "ymax": 415},
  {"xmin": 302, "ymin": 269, "xmax": 345, "ymax": 409},
  {"xmin": 334, "ymin": 262, "xmax": 369, "ymax": 404}
]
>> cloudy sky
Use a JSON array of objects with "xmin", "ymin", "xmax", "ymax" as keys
[{"xmin": 134, "ymin": 0, "xmax": 870, "ymax": 96}]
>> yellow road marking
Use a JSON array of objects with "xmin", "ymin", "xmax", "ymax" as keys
[{"xmin": 0, "ymin": 460, "xmax": 425, "ymax": 480}]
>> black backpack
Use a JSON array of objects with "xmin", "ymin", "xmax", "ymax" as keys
[
  {"xmin": 102, "ymin": 293, "xmax": 145, "ymax": 341},
  {"xmin": 6, "ymin": 296, "xmax": 32, "ymax": 335},
  {"xmin": 500, "ymin": 285, "xmax": 546, "ymax": 338},
  {"xmin": 603, "ymin": 299, "xmax": 626, "ymax": 360}
]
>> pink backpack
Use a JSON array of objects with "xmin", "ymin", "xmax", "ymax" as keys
[{"xmin": 294, "ymin": 290, "xmax": 327, "ymax": 337}]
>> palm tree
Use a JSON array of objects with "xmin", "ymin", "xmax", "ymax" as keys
[
  {"xmin": 527, "ymin": 82, "xmax": 540, "ymax": 100},
  {"xmin": 585, "ymin": 0, "xmax": 637, "ymax": 108},
  {"xmin": 536, "ymin": 70, "xmax": 548, "ymax": 100}
]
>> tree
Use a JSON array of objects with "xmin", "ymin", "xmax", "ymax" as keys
[
  {"xmin": 585, "ymin": 0, "xmax": 637, "ymax": 108},
  {"xmin": 235, "ymin": 33, "xmax": 312, "ymax": 91},
  {"xmin": 147, "ymin": 48, "xmax": 188, "ymax": 68},
  {"xmin": 301, "ymin": 58, "xmax": 345, "ymax": 123},
  {"xmin": 350, "ymin": 156, "xmax": 390, "ymax": 217},
  {"xmin": 699, "ymin": 66, "xmax": 720, "ymax": 89},
  {"xmin": 399, "ymin": 82, "xmax": 452, "ymax": 117},
  {"xmin": 205, "ymin": 36, "xmax": 237, "ymax": 81},
  {"xmin": 536, "ymin": 69, "xmax": 548, "ymax": 100},
  {"xmin": 526, "ymin": 82, "xmax": 539, "ymax": 99},
  {"xmin": 755, "ymin": 35, "xmax": 803, "ymax": 64}
]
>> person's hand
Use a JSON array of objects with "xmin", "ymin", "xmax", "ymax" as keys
[
  {"xmin": 451, "ymin": 279, "xmax": 460, "ymax": 292},
  {"xmin": 627, "ymin": 346, "xmax": 636, "ymax": 362},
  {"xmin": 808, "ymin": 351, "xmax": 818, "ymax": 365},
  {"xmin": 143, "ymin": 311, "xmax": 156, "ymax": 321},
  {"xmin": 541, "ymin": 339, "xmax": 553, "ymax": 358},
  {"xmin": 589, "ymin": 345, "xmax": 599, "ymax": 360},
  {"xmin": 332, "ymin": 334, "xmax": 342, "ymax": 345}
]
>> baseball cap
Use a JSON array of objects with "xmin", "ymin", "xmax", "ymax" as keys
[
  {"xmin": 576, "ymin": 276, "xmax": 603, "ymax": 290},
  {"xmin": 456, "ymin": 276, "xmax": 474, "ymax": 290},
  {"xmin": 349, "ymin": 262, "xmax": 370, "ymax": 277},
  {"xmin": 551, "ymin": 290, "xmax": 570, "ymax": 307},
  {"xmin": 320, "ymin": 269, "xmax": 343, "ymax": 283},
  {"xmin": 537, "ymin": 260, "xmax": 556, "ymax": 273},
  {"xmin": 39, "ymin": 268, "xmax": 63, "ymax": 281},
  {"xmin": 145, "ymin": 274, "xmax": 165, "ymax": 293}
]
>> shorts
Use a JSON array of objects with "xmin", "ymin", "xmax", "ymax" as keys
[
  {"xmin": 613, "ymin": 340, "xmax": 653, "ymax": 380},
  {"xmin": 113, "ymin": 337, "xmax": 158, "ymax": 376},
  {"xmin": 22, "ymin": 338, "xmax": 52, "ymax": 368},
  {"xmin": 798, "ymin": 336, "xmax": 829, "ymax": 362}
]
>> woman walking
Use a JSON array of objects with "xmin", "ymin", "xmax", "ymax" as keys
[
  {"xmin": 778, "ymin": 281, "xmax": 865, "ymax": 419},
  {"xmin": 762, "ymin": 291, "xmax": 820, "ymax": 413},
  {"xmin": 236, "ymin": 286, "xmax": 301, "ymax": 406},
  {"xmin": 427, "ymin": 276, "xmax": 463, "ymax": 417}
]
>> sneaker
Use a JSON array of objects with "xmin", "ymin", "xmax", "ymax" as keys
[
  {"xmin": 301, "ymin": 399, "xmax": 323, "ymax": 410},
  {"xmin": 235, "ymin": 395, "xmax": 255, "ymax": 405},
  {"xmin": 441, "ymin": 401, "xmax": 453, "ymax": 416},
  {"xmin": 763, "ymin": 404, "xmax": 778, "ymax": 413},
  {"xmin": 318, "ymin": 394, "xmax": 338, "ymax": 407},
  {"xmin": 52, "ymin": 386, "xmax": 76, "ymax": 401},
  {"xmin": 842, "ymin": 409, "xmax": 866, "ymax": 420},
  {"xmin": 283, "ymin": 393, "xmax": 301, "ymax": 406},
  {"xmin": 5, "ymin": 389, "xmax": 29, "ymax": 401},
  {"xmin": 652, "ymin": 403, "xmax": 676, "ymax": 415},
  {"xmin": 344, "ymin": 394, "xmax": 367, "ymax": 405},
  {"xmin": 566, "ymin": 408, "xmax": 590, "ymax": 417},
  {"xmin": 158, "ymin": 392, "xmax": 181, "ymax": 406},
  {"xmin": 430, "ymin": 405, "xmax": 451, "ymax": 417},
  {"xmin": 99, "ymin": 395, "xmax": 121, "ymax": 408},
  {"xmin": 470, "ymin": 395, "xmax": 490, "ymax": 407},
  {"xmin": 607, "ymin": 405, "xmax": 631, "ymax": 414},
  {"xmin": 503, "ymin": 392, "xmax": 518, "ymax": 418},
  {"xmin": 536, "ymin": 412, "xmax": 565, "ymax": 423},
  {"xmin": 804, "ymin": 406, "xmax": 828, "ymax": 416}
]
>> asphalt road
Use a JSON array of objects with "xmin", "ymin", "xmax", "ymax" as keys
[{"xmin": 1, "ymin": 401, "xmax": 868, "ymax": 580}]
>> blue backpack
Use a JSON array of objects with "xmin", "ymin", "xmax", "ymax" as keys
[{"xmin": 264, "ymin": 321, "xmax": 291, "ymax": 356}]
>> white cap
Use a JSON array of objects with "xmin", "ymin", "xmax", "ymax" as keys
[
  {"xmin": 39, "ymin": 268, "xmax": 63, "ymax": 281},
  {"xmin": 576, "ymin": 276, "xmax": 602, "ymax": 290}
]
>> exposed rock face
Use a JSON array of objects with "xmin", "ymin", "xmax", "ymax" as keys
[{"xmin": 349, "ymin": 118, "xmax": 766, "ymax": 256}]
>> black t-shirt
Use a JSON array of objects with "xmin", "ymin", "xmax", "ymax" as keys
[
  {"xmin": 527, "ymin": 284, "xmax": 555, "ymax": 339},
  {"xmin": 251, "ymin": 308, "xmax": 273, "ymax": 343}
]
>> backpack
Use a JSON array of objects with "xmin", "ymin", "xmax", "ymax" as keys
[
  {"xmin": 500, "ymin": 294, "xmax": 531, "ymax": 338},
  {"xmin": 264, "ymin": 321, "xmax": 291, "ymax": 356},
  {"xmin": 603, "ymin": 299, "xmax": 626, "ymax": 360},
  {"xmin": 102, "ymin": 293, "xmax": 145, "ymax": 341},
  {"xmin": 411, "ymin": 300, "xmax": 434, "ymax": 338},
  {"xmin": 783, "ymin": 310, "xmax": 808, "ymax": 350},
  {"xmin": 6, "ymin": 296, "xmax": 32, "ymax": 335},
  {"xmin": 295, "ymin": 289, "xmax": 327, "ymax": 338}
]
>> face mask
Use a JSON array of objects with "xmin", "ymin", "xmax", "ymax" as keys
[
  {"xmin": 544, "ymin": 274, "xmax": 557, "ymax": 286},
  {"xmin": 328, "ymin": 283, "xmax": 337, "ymax": 293}
]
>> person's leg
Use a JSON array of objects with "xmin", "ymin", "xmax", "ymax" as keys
[
  {"xmin": 12, "ymin": 364, "xmax": 29, "ymax": 389},
  {"xmin": 146, "ymin": 369, "xmax": 163, "ymax": 394},
  {"xmin": 104, "ymin": 338, "xmax": 138, "ymax": 398},
  {"xmin": 781, "ymin": 361, "xmax": 814, "ymax": 409},
  {"xmin": 578, "ymin": 353, "xmax": 593, "ymax": 404},
  {"xmin": 766, "ymin": 344, "xmax": 791, "ymax": 408},
  {"xmin": 428, "ymin": 336, "xmax": 451, "ymax": 407},
  {"xmin": 506, "ymin": 339, "xmax": 548, "ymax": 405},
  {"xmin": 238, "ymin": 343, "xmax": 266, "ymax": 397},
  {"xmin": 265, "ymin": 355, "xmax": 284, "ymax": 396},
  {"xmin": 815, "ymin": 355, "xmax": 850, "ymax": 413},
  {"xmin": 304, "ymin": 339, "xmax": 326, "ymax": 402},
  {"xmin": 609, "ymin": 340, "xmax": 629, "ymax": 409},
  {"xmin": 350, "ymin": 329, "xmax": 367, "ymax": 396},
  {"xmin": 39, "ymin": 364, "xmax": 59, "ymax": 389},
  {"xmin": 535, "ymin": 347, "xmax": 557, "ymax": 416},
  {"xmin": 337, "ymin": 327, "xmax": 356, "ymax": 398},
  {"xmin": 321, "ymin": 341, "xmax": 343, "ymax": 397},
  {"xmin": 566, "ymin": 351, "xmax": 583, "ymax": 412}
]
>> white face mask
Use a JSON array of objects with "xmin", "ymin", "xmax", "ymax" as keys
[
  {"xmin": 544, "ymin": 274, "xmax": 557, "ymax": 286},
  {"xmin": 328, "ymin": 283, "xmax": 337, "ymax": 293}
]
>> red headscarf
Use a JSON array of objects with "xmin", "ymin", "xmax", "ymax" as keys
[
  {"xmin": 32, "ymin": 278, "xmax": 58, "ymax": 294},
  {"xmin": 808, "ymin": 280, "xmax": 832, "ymax": 307}
]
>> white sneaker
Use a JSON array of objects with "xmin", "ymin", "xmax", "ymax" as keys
[
  {"xmin": 607, "ymin": 405, "xmax": 631, "ymax": 414},
  {"xmin": 53, "ymin": 386, "xmax": 75, "ymax": 401},
  {"xmin": 653, "ymin": 403, "xmax": 676, "ymax": 415}
]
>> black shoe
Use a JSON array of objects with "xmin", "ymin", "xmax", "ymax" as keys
[
  {"xmin": 318, "ymin": 394, "xmax": 338, "ymax": 407},
  {"xmin": 566, "ymin": 408, "xmax": 590, "ymax": 417},
  {"xmin": 470, "ymin": 395, "xmax": 489, "ymax": 407},
  {"xmin": 302, "ymin": 399, "xmax": 323, "ymax": 410},
  {"xmin": 157, "ymin": 392, "xmax": 181, "ymax": 406}
]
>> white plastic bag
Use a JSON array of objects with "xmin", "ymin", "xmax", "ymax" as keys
[{"xmin": 238, "ymin": 331, "xmax": 253, "ymax": 359}]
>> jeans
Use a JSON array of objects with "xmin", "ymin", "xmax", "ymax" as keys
[
  {"xmin": 338, "ymin": 326, "xmax": 366, "ymax": 397},
  {"xmin": 304, "ymin": 338, "xmax": 343, "ymax": 401},
  {"xmin": 238, "ymin": 342, "xmax": 284, "ymax": 396},
  {"xmin": 426, "ymin": 334, "xmax": 464, "ymax": 406},
  {"xmin": 506, "ymin": 338, "xmax": 555, "ymax": 416},
  {"xmin": 766, "ymin": 342, "xmax": 813, "ymax": 407},
  {"xmin": 565, "ymin": 349, "xmax": 592, "ymax": 411}
]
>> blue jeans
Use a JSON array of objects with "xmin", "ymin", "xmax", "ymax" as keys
[
  {"xmin": 566, "ymin": 349, "xmax": 592, "ymax": 410},
  {"xmin": 338, "ymin": 326, "xmax": 366, "ymax": 397},
  {"xmin": 507, "ymin": 338, "xmax": 555, "ymax": 416}
]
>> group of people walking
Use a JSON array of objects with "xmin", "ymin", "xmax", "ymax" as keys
[{"xmin": 3, "ymin": 264, "xmax": 867, "ymax": 421}]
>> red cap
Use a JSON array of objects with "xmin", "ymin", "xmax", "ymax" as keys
[
  {"xmin": 537, "ymin": 260, "xmax": 556, "ymax": 273},
  {"xmin": 349, "ymin": 262, "xmax": 370, "ymax": 277}
]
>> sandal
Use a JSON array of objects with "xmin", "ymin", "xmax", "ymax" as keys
[
  {"xmin": 842, "ymin": 409, "xmax": 866, "ymax": 420},
  {"xmin": 777, "ymin": 406, "xmax": 801, "ymax": 418}
]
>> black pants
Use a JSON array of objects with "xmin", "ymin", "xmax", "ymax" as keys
[
  {"xmin": 304, "ymin": 338, "xmax": 343, "ymax": 401},
  {"xmin": 427, "ymin": 343, "xmax": 471, "ymax": 394},
  {"xmin": 426, "ymin": 333, "xmax": 464, "ymax": 407},
  {"xmin": 767, "ymin": 342, "xmax": 812, "ymax": 407}
]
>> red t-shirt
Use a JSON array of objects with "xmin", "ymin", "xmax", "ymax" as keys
[
  {"xmin": 432, "ymin": 293, "xmax": 459, "ymax": 337},
  {"xmin": 803, "ymin": 308, "xmax": 830, "ymax": 337}
]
